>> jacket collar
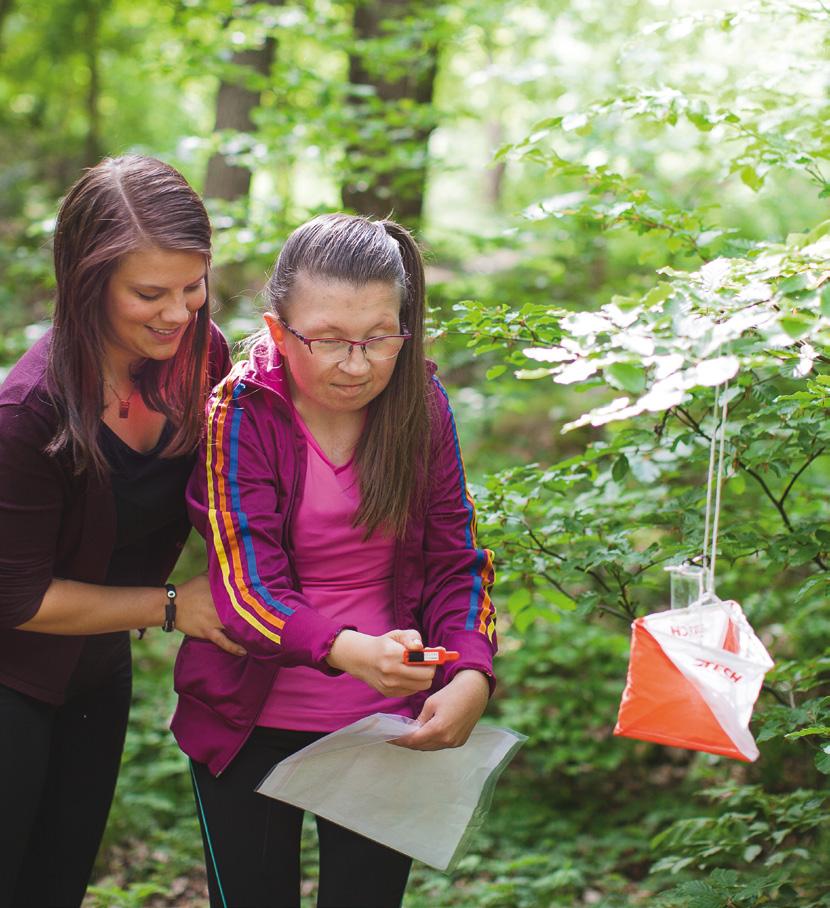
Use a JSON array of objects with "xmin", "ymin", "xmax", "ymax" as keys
[{"xmin": 228, "ymin": 339, "xmax": 293, "ymax": 413}]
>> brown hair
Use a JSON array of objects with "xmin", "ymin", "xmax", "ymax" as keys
[
  {"xmin": 264, "ymin": 213, "xmax": 431, "ymax": 538},
  {"xmin": 47, "ymin": 154, "xmax": 212, "ymax": 476}
]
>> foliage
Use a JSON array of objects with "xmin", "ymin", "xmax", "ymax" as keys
[{"xmin": 447, "ymin": 1, "xmax": 830, "ymax": 905}]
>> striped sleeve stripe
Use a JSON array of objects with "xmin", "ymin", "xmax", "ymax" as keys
[
  {"xmin": 226, "ymin": 388, "xmax": 294, "ymax": 616},
  {"xmin": 432, "ymin": 378, "xmax": 496, "ymax": 640},
  {"xmin": 205, "ymin": 380, "xmax": 293, "ymax": 646}
]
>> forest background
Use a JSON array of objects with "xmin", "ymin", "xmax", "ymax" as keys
[{"xmin": 1, "ymin": 0, "xmax": 828, "ymax": 906}]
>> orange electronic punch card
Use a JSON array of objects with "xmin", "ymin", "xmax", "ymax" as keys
[{"xmin": 403, "ymin": 648, "xmax": 460, "ymax": 665}]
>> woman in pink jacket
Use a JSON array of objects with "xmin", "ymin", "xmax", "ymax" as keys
[{"xmin": 173, "ymin": 214, "xmax": 497, "ymax": 908}]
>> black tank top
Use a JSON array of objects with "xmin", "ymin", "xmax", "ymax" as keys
[{"xmin": 65, "ymin": 422, "xmax": 193, "ymax": 696}]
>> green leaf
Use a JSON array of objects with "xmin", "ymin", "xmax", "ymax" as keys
[
  {"xmin": 539, "ymin": 586, "xmax": 577, "ymax": 610},
  {"xmin": 513, "ymin": 606, "xmax": 551, "ymax": 633},
  {"xmin": 486, "ymin": 364, "xmax": 507, "ymax": 381},
  {"xmin": 679, "ymin": 881, "xmax": 724, "ymax": 908},
  {"xmin": 642, "ymin": 282, "xmax": 672, "ymax": 307},
  {"xmin": 743, "ymin": 844, "xmax": 762, "ymax": 862},
  {"xmin": 816, "ymin": 744, "xmax": 830, "ymax": 774},
  {"xmin": 612, "ymin": 455, "xmax": 630, "ymax": 482},
  {"xmin": 778, "ymin": 315, "xmax": 816, "ymax": 339},
  {"xmin": 605, "ymin": 363, "xmax": 646, "ymax": 394},
  {"xmin": 507, "ymin": 587, "xmax": 532, "ymax": 612},
  {"xmin": 729, "ymin": 473, "xmax": 746, "ymax": 495},
  {"xmin": 610, "ymin": 294, "xmax": 640, "ymax": 312},
  {"xmin": 739, "ymin": 165, "xmax": 764, "ymax": 191},
  {"xmin": 687, "ymin": 109, "xmax": 715, "ymax": 132},
  {"xmin": 798, "ymin": 219, "xmax": 830, "ymax": 245},
  {"xmin": 779, "ymin": 274, "xmax": 811, "ymax": 295},
  {"xmin": 785, "ymin": 725, "xmax": 830, "ymax": 740},
  {"xmin": 516, "ymin": 367, "xmax": 554, "ymax": 380}
]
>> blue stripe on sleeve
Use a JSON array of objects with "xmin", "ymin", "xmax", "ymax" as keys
[{"xmin": 227, "ymin": 383, "xmax": 294, "ymax": 618}]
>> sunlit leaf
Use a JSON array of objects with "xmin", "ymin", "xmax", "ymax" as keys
[{"xmin": 605, "ymin": 362, "xmax": 647, "ymax": 394}]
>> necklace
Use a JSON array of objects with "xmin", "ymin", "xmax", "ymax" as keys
[{"xmin": 106, "ymin": 380, "xmax": 137, "ymax": 419}]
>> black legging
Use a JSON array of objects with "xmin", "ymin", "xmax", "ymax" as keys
[
  {"xmin": 0, "ymin": 639, "xmax": 131, "ymax": 908},
  {"xmin": 190, "ymin": 726, "xmax": 413, "ymax": 908}
]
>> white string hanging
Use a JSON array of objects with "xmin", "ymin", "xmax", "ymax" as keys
[
  {"xmin": 703, "ymin": 382, "xmax": 728, "ymax": 598},
  {"xmin": 701, "ymin": 382, "xmax": 730, "ymax": 598},
  {"xmin": 700, "ymin": 388, "xmax": 719, "ymax": 588},
  {"xmin": 666, "ymin": 380, "xmax": 731, "ymax": 609}
]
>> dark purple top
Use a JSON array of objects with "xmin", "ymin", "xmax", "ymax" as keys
[{"xmin": 0, "ymin": 323, "xmax": 231, "ymax": 704}]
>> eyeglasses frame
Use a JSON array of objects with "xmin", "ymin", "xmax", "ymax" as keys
[{"xmin": 277, "ymin": 317, "xmax": 412, "ymax": 362}]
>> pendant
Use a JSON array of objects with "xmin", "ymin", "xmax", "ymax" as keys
[{"xmin": 106, "ymin": 378, "xmax": 134, "ymax": 418}]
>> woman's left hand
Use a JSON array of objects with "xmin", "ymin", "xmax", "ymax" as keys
[{"xmin": 393, "ymin": 669, "xmax": 490, "ymax": 751}]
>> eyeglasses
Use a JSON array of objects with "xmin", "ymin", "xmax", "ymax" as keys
[{"xmin": 279, "ymin": 318, "xmax": 412, "ymax": 363}]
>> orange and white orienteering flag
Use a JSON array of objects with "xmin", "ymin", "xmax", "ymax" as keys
[{"xmin": 614, "ymin": 600, "xmax": 774, "ymax": 762}]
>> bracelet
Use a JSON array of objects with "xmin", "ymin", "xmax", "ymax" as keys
[{"xmin": 162, "ymin": 583, "xmax": 177, "ymax": 632}]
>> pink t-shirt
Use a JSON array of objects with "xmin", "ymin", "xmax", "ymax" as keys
[{"xmin": 257, "ymin": 413, "xmax": 416, "ymax": 731}]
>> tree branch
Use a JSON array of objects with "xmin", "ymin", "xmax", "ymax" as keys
[
  {"xmin": 596, "ymin": 603, "xmax": 633, "ymax": 623},
  {"xmin": 780, "ymin": 447, "xmax": 826, "ymax": 507},
  {"xmin": 632, "ymin": 552, "xmax": 677, "ymax": 578},
  {"xmin": 761, "ymin": 682, "xmax": 794, "ymax": 708},
  {"xmin": 741, "ymin": 465, "xmax": 794, "ymax": 531},
  {"xmin": 538, "ymin": 570, "xmax": 576, "ymax": 605},
  {"xmin": 674, "ymin": 407, "xmax": 827, "ymax": 571},
  {"xmin": 677, "ymin": 406, "xmax": 786, "ymax": 527},
  {"xmin": 654, "ymin": 407, "xmax": 673, "ymax": 440},
  {"xmin": 523, "ymin": 523, "xmax": 613, "ymax": 593}
]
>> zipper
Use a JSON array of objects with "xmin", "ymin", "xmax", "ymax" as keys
[
  {"xmin": 217, "ymin": 413, "xmax": 306, "ymax": 776},
  {"xmin": 282, "ymin": 419, "xmax": 306, "ymax": 588},
  {"xmin": 391, "ymin": 536, "xmax": 403, "ymax": 628}
]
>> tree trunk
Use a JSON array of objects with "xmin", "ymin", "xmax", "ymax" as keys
[
  {"xmin": 204, "ymin": 0, "xmax": 280, "ymax": 202},
  {"xmin": 484, "ymin": 118, "xmax": 507, "ymax": 208},
  {"xmin": 481, "ymin": 46, "xmax": 506, "ymax": 209},
  {"xmin": 342, "ymin": 0, "xmax": 439, "ymax": 230},
  {"xmin": 0, "ymin": 0, "xmax": 15, "ymax": 53},
  {"xmin": 83, "ymin": 0, "xmax": 102, "ymax": 166}
]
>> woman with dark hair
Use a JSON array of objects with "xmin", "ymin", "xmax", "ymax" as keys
[
  {"xmin": 174, "ymin": 214, "xmax": 497, "ymax": 907},
  {"xmin": 0, "ymin": 154, "xmax": 242, "ymax": 908}
]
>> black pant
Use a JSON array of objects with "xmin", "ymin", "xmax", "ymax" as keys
[
  {"xmin": 190, "ymin": 726, "xmax": 412, "ymax": 908},
  {"xmin": 0, "ymin": 637, "xmax": 131, "ymax": 908}
]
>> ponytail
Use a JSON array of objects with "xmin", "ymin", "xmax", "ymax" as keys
[{"xmin": 352, "ymin": 220, "xmax": 431, "ymax": 538}]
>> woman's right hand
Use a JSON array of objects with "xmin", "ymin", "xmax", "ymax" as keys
[
  {"xmin": 326, "ymin": 629, "xmax": 435, "ymax": 696},
  {"xmin": 175, "ymin": 574, "xmax": 246, "ymax": 656}
]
